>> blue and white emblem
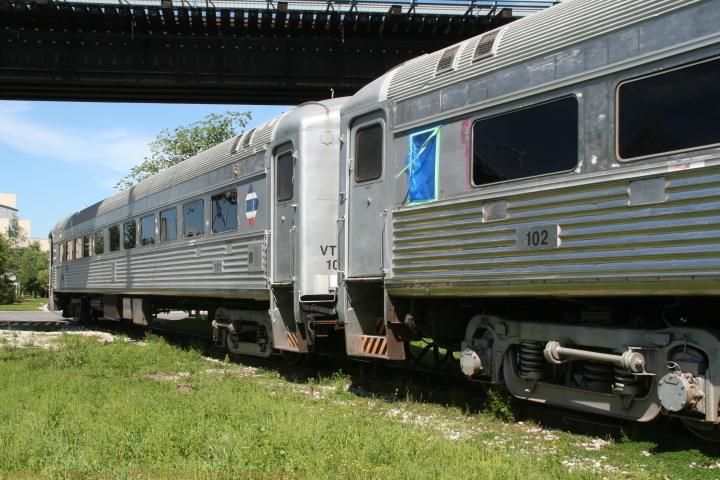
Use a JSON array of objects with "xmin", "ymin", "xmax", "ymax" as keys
[{"xmin": 245, "ymin": 184, "xmax": 259, "ymax": 227}]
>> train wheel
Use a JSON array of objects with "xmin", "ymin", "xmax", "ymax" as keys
[
  {"xmin": 681, "ymin": 418, "xmax": 720, "ymax": 442},
  {"xmin": 282, "ymin": 351, "xmax": 308, "ymax": 366}
]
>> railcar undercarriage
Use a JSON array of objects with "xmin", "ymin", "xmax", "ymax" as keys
[{"xmin": 452, "ymin": 296, "xmax": 720, "ymax": 440}]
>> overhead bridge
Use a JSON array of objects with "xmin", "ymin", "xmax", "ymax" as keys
[{"xmin": 0, "ymin": 0, "xmax": 557, "ymax": 105}]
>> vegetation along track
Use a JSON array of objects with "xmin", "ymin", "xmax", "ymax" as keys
[
  {"xmin": 93, "ymin": 319, "xmax": 643, "ymax": 440},
  {"xmin": 1, "ymin": 316, "xmax": 705, "ymax": 446}
]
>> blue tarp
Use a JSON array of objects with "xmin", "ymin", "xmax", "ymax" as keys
[{"xmin": 398, "ymin": 126, "xmax": 442, "ymax": 204}]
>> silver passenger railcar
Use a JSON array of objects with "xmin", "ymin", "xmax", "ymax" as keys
[
  {"xmin": 51, "ymin": 98, "xmax": 347, "ymax": 358},
  {"xmin": 337, "ymin": 0, "xmax": 720, "ymax": 438}
]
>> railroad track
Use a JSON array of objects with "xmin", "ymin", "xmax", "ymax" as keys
[{"xmin": 0, "ymin": 320, "xmax": 75, "ymax": 328}]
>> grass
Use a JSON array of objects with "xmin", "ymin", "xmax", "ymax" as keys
[
  {"xmin": 0, "ymin": 297, "xmax": 48, "ymax": 311},
  {"xmin": 0, "ymin": 332, "xmax": 719, "ymax": 479}
]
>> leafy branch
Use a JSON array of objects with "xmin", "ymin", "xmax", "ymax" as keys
[{"xmin": 115, "ymin": 111, "xmax": 252, "ymax": 190}]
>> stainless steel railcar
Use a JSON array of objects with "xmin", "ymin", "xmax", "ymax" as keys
[
  {"xmin": 336, "ymin": 0, "xmax": 720, "ymax": 438},
  {"xmin": 51, "ymin": 0, "xmax": 720, "ymax": 439},
  {"xmin": 51, "ymin": 98, "xmax": 347, "ymax": 357}
]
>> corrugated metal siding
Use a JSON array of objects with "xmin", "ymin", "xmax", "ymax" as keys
[
  {"xmin": 52, "ymin": 114, "xmax": 285, "ymax": 233},
  {"xmin": 391, "ymin": 167, "xmax": 720, "ymax": 289},
  {"xmin": 58, "ymin": 235, "xmax": 267, "ymax": 295},
  {"xmin": 387, "ymin": 0, "xmax": 705, "ymax": 102}
]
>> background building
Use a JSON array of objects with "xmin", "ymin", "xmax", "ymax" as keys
[{"xmin": 0, "ymin": 193, "xmax": 50, "ymax": 251}]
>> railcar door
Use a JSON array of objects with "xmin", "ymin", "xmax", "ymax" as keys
[
  {"xmin": 273, "ymin": 145, "xmax": 296, "ymax": 283},
  {"xmin": 347, "ymin": 112, "xmax": 387, "ymax": 277}
]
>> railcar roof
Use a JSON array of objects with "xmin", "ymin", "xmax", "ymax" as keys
[
  {"xmin": 275, "ymin": 97, "xmax": 348, "ymax": 138},
  {"xmin": 385, "ymin": 0, "xmax": 704, "ymax": 103},
  {"xmin": 52, "ymin": 111, "xmax": 288, "ymax": 235}
]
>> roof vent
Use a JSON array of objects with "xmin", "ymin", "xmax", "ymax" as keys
[
  {"xmin": 473, "ymin": 30, "xmax": 499, "ymax": 61},
  {"xmin": 230, "ymin": 135, "xmax": 242, "ymax": 154},
  {"xmin": 243, "ymin": 127, "xmax": 257, "ymax": 148},
  {"xmin": 436, "ymin": 45, "xmax": 461, "ymax": 75}
]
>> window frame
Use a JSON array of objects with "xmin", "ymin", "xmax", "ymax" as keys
[
  {"xmin": 183, "ymin": 199, "xmax": 205, "ymax": 239},
  {"xmin": 74, "ymin": 237, "xmax": 82, "ymax": 259},
  {"xmin": 94, "ymin": 230, "xmax": 104, "ymax": 255},
  {"xmin": 470, "ymin": 95, "xmax": 579, "ymax": 188},
  {"xmin": 276, "ymin": 149, "xmax": 295, "ymax": 203},
  {"xmin": 615, "ymin": 56, "xmax": 720, "ymax": 163},
  {"xmin": 159, "ymin": 208, "xmax": 178, "ymax": 243},
  {"xmin": 83, "ymin": 234, "xmax": 92, "ymax": 258},
  {"xmin": 123, "ymin": 220, "xmax": 137, "ymax": 250},
  {"xmin": 65, "ymin": 240, "xmax": 73, "ymax": 261},
  {"xmin": 353, "ymin": 122, "xmax": 384, "ymax": 184},
  {"xmin": 140, "ymin": 214, "xmax": 156, "ymax": 247},
  {"xmin": 211, "ymin": 190, "xmax": 239, "ymax": 234},
  {"xmin": 109, "ymin": 225, "xmax": 121, "ymax": 252}
]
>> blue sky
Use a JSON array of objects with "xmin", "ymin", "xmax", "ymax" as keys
[{"xmin": 0, "ymin": 100, "xmax": 290, "ymax": 239}]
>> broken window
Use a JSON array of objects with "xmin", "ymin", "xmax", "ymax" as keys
[
  {"xmin": 472, "ymin": 96, "xmax": 578, "ymax": 186},
  {"xmin": 212, "ymin": 191, "xmax": 238, "ymax": 234}
]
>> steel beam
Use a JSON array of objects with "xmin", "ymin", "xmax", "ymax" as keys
[{"xmin": 0, "ymin": 0, "xmax": 543, "ymax": 104}]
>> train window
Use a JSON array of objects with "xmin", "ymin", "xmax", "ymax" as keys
[
  {"xmin": 277, "ymin": 152, "xmax": 294, "ymax": 202},
  {"xmin": 183, "ymin": 200, "xmax": 204, "ymax": 238},
  {"xmin": 140, "ymin": 215, "xmax": 156, "ymax": 246},
  {"xmin": 59, "ymin": 243, "xmax": 64, "ymax": 262},
  {"xmin": 618, "ymin": 57, "xmax": 720, "ymax": 161},
  {"xmin": 65, "ymin": 240, "xmax": 73, "ymax": 261},
  {"xmin": 472, "ymin": 96, "xmax": 578, "ymax": 186},
  {"xmin": 94, "ymin": 231, "xmax": 104, "ymax": 255},
  {"xmin": 83, "ymin": 235, "xmax": 92, "ymax": 257},
  {"xmin": 355, "ymin": 124, "xmax": 383, "ymax": 182},
  {"xmin": 212, "ymin": 191, "xmax": 238, "ymax": 233},
  {"xmin": 109, "ymin": 225, "xmax": 120, "ymax": 252},
  {"xmin": 123, "ymin": 221, "xmax": 136, "ymax": 249},
  {"xmin": 160, "ymin": 208, "xmax": 177, "ymax": 243},
  {"xmin": 75, "ymin": 238, "xmax": 82, "ymax": 259}
]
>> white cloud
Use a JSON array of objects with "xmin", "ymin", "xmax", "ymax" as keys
[
  {"xmin": 0, "ymin": 103, "xmax": 151, "ymax": 173},
  {"xmin": 0, "ymin": 101, "xmax": 32, "ymax": 114}
]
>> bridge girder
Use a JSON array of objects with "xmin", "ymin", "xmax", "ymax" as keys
[{"xmin": 0, "ymin": 0, "xmax": 528, "ymax": 104}]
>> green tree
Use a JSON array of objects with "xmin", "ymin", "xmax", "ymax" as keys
[
  {"xmin": 6, "ymin": 214, "xmax": 27, "ymax": 294},
  {"xmin": 6, "ymin": 214, "xmax": 27, "ymax": 251},
  {"xmin": 115, "ymin": 111, "xmax": 252, "ymax": 190},
  {"xmin": 16, "ymin": 242, "xmax": 49, "ymax": 298},
  {"xmin": 0, "ymin": 233, "xmax": 15, "ymax": 305}
]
